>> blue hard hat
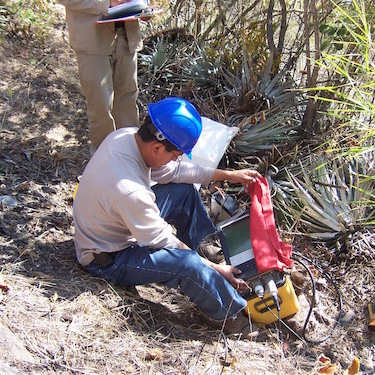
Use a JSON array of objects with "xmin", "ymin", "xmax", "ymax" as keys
[{"xmin": 148, "ymin": 97, "xmax": 202, "ymax": 158}]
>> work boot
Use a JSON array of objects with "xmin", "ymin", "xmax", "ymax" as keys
[
  {"xmin": 222, "ymin": 313, "xmax": 259, "ymax": 339},
  {"xmin": 197, "ymin": 239, "xmax": 224, "ymax": 264},
  {"xmin": 204, "ymin": 312, "xmax": 259, "ymax": 339}
]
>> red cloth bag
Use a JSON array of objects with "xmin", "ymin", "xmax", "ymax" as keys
[{"xmin": 248, "ymin": 177, "xmax": 293, "ymax": 273}]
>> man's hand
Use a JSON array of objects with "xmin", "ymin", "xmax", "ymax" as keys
[
  {"xmin": 213, "ymin": 263, "xmax": 248, "ymax": 293},
  {"xmin": 212, "ymin": 168, "xmax": 262, "ymax": 193},
  {"xmin": 201, "ymin": 258, "xmax": 248, "ymax": 293}
]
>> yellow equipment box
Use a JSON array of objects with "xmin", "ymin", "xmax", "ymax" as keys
[{"xmin": 244, "ymin": 273, "xmax": 300, "ymax": 325}]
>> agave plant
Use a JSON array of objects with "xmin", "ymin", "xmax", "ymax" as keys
[
  {"xmin": 224, "ymin": 48, "xmax": 306, "ymax": 156},
  {"xmin": 138, "ymin": 30, "xmax": 229, "ymax": 118},
  {"xmin": 179, "ymin": 52, "xmax": 306, "ymax": 157},
  {"xmin": 267, "ymin": 152, "xmax": 375, "ymax": 253}
]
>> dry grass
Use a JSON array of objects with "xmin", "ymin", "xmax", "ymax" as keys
[
  {"xmin": 1, "ymin": 256, "xmax": 374, "ymax": 374},
  {"xmin": 0, "ymin": 3, "xmax": 374, "ymax": 375},
  {"xmin": 0, "ymin": 269, "xmax": 302, "ymax": 374}
]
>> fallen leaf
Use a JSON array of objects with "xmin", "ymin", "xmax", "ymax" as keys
[
  {"xmin": 318, "ymin": 353, "xmax": 331, "ymax": 364},
  {"xmin": 343, "ymin": 357, "xmax": 360, "ymax": 375},
  {"xmin": 318, "ymin": 364, "xmax": 337, "ymax": 375},
  {"xmin": 220, "ymin": 354, "xmax": 237, "ymax": 368},
  {"xmin": 0, "ymin": 275, "xmax": 9, "ymax": 293},
  {"xmin": 368, "ymin": 304, "xmax": 375, "ymax": 331},
  {"xmin": 0, "ymin": 283, "xmax": 9, "ymax": 292},
  {"xmin": 146, "ymin": 348, "xmax": 163, "ymax": 361}
]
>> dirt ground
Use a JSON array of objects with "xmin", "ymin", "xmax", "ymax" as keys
[{"xmin": 0, "ymin": 4, "xmax": 374, "ymax": 375}]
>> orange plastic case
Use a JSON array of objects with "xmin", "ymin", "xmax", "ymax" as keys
[{"xmin": 244, "ymin": 275, "xmax": 300, "ymax": 325}]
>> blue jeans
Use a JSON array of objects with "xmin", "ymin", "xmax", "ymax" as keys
[{"xmin": 85, "ymin": 183, "xmax": 247, "ymax": 321}]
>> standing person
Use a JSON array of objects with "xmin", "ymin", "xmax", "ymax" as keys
[
  {"xmin": 73, "ymin": 98, "xmax": 262, "ymax": 337},
  {"xmin": 59, "ymin": 0, "xmax": 143, "ymax": 152}
]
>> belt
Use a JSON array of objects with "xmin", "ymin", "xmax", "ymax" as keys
[{"xmin": 93, "ymin": 252, "xmax": 115, "ymax": 268}]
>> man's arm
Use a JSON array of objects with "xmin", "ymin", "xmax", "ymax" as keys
[
  {"xmin": 152, "ymin": 160, "xmax": 261, "ymax": 189},
  {"xmin": 212, "ymin": 168, "xmax": 262, "ymax": 185}
]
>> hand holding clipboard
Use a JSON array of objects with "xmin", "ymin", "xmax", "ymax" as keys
[{"xmin": 97, "ymin": 0, "xmax": 163, "ymax": 24}]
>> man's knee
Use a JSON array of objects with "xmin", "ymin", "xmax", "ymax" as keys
[{"xmin": 171, "ymin": 183, "xmax": 197, "ymax": 198}]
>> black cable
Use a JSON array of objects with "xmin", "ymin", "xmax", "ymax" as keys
[
  {"xmin": 291, "ymin": 252, "xmax": 343, "ymax": 344},
  {"xmin": 256, "ymin": 254, "xmax": 343, "ymax": 345},
  {"xmin": 272, "ymin": 295, "xmax": 281, "ymax": 312},
  {"xmin": 277, "ymin": 304, "xmax": 282, "ymax": 354},
  {"xmin": 261, "ymin": 298, "xmax": 305, "ymax": 342}
]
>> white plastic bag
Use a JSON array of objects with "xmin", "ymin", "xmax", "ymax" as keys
[{"xmin": 182, "ymin": 117, "xmax": 239, "ymax": 169}]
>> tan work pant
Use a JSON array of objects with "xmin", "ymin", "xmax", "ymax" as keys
[{"xmin": 76, "ymin": 27, "xmax": 139, "ymax": 150}]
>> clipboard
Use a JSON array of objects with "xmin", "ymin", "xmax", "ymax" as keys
[{"xmin": 97, "ymin": 8, "xmax": 163, "ymax": 24}]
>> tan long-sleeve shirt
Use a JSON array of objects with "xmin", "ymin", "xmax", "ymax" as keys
[
  {"xmin": 58, "ymin": 0, "xmax": 142, "ymax": 54},
  {"xmin": 73, "ymin": 128, "xmax": 215, "ymax": 266}
]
